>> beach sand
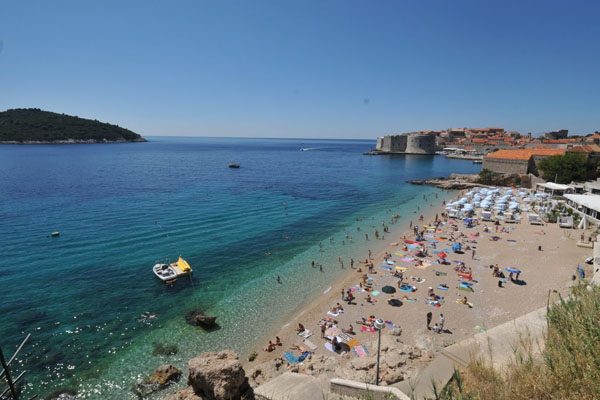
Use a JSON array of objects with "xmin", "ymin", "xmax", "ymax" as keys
[{"xmin": 245, "ymin": 187, "xmax": 592, "ymax": 386}]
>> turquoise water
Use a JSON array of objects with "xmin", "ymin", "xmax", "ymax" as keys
[{"xmin": 0, "ymin": 137, "xmax": 480, "ymax": 398}]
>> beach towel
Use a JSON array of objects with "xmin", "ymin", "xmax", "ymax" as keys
[
  {"xmin": 386, "ymin": 260, "xmax": 395, "ymax": 265},
  {"xmin": 435, "ymin": 270, "xmax": 447, "ymax": 276},
  {"xmin": 339, "ymin": 333, "xmax": 351, "ymax": 342},
  {"xmin": 395, "ymin": 251, "xmax": 407, "ymax": 256},
  {"xmin": 283, "ymin": 351, "xmax": 299, "ymax": 364},
  {"xmin": 353, "ymin": 344, "xmax": 369, "ymax": 357},
  {"xmin": 372, "ymin": 291, "xmax": 380, "ymax": 297},
  {"xmin": 456, "ymin": 299, "xmax": 473, "ymax": 307},
  {"xmin": 399, "ymin": 285, "xmax": 415, "ymax": 292},
  {"xmin": 380, "ymin": 265, "xmax": 392, "ymax": 271},
  {"xmin": 425, "ymin": 300, "xmax": 442, "ymax": 308},
  {"xmin": 407, "ymin": 245, "xmax": 419, "ymax": 249},
  {"xmin": 401, "ymin": 257, "xmax": 414, "ymax": 263},
  {"xmin": 298, "ymin": 329, "xmax": 312, "ymax": 338},
  {"xmin": 361, "ymin": 326, "xmax": 376, "ymax": 333},
  {"xmin": 324, "ymin": 342, "xmax": 335, "ymax": 352},
  {"xmin": 443, "ymin": 248, "xmax": 452, "ymax": 252},
  {"xmin": 507, "ymin": 239, "xmax": 517, "ymax": 242},
  {"xmin": 402, "ymin": 298, "xmax": 417, "ymax": 302},
  {"xmin": 436, "ymin": 286, "xmax": 449, "ymax": 290},
  {"xmin": 414, "ymin": 265, "xmax": 428, "ymax": 270},
  {"xmin": 457, "ymin": 286, "xmax": 473, "ymax": 292},
  {"xmin": 302, "ymin": 339, "xmax": 317, "ymax": 350},
  {"xmin": 346, "ymin": 338, "xmax": 360, "ymax": 348},
  {"xmin": 385, "ymin": 320, "xmax": 398, "ymax": 329},
  {"xmin": 327, "ymin": 311, "xmax": 340, "ymax": 317}
]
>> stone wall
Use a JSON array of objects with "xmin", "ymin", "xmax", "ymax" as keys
[
  {"xmin": 482, "ymin": 158, "xmax": 529, "ymax": 175},
  {"xmin": 405, "ymin": 134, "xmax": 435, "ymax": 154}
]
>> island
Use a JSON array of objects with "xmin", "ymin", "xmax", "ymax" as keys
[{"xmin": 0, "ymin": 108, "xmax": 147, "ymax": 144}]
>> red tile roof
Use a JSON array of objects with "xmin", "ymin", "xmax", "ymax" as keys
[{"xmin": 484, "ymin": 147, "xmax": 566, "ymax": 161}]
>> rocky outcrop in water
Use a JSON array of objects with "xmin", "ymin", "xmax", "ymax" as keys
[
  {"xmin": 165, "ymin": 350, "xmax": 253, "ymax": 400},
  {"xmin": 133, "ymin": 364, "xmax": 181, "ymax": 398},
  {"xmin": 185, "ymin": 309, "xmax": 218, "ymax": 327}
]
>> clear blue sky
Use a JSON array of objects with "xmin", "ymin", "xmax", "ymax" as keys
[{"xmin": 1, "ymin": 0, "xmax": 598, "ymax": 138}]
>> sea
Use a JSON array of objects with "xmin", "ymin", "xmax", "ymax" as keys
[{"xmin": 0, "ymin": 137, "xmax": 481, "ymax": 399}]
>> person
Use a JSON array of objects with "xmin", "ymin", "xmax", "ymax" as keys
[
  {"xmin": 426, "ymin": 312, "xmax": 432, "ymax": 330},
  {"xmin": 319, "ymin": 265, "xmax": 323, "ymax": 272},
  {"xmin": 472, "ymin": 249, "xmax": 476, "ymax": 260},
  {"xmin": 343, "ymin": 324, "xmax": 354, "ymax": 334},
  {"xmin": 460, "ymin": 296, "xmax": 468, "ymax": 305},
  {"xmin": 297, "ymin": 323, "xmax": 305, "ymax": 333},
  {"xmin": 439, "ymin": 314, "xmax": 445, "ymax": 332},
  {"xmin": 321, "ymin": 324, "xmax": 326, "ymax": 338},
  {"xmin": 433, "ymin": 323, "xmax": 441, "ymax": 334},
  {"xmin": 366, "ymin": 294, "xmax": 372, "ymax": 303},
  {"xmin": 275, "ymin": 336, "xmax": 281, "ymax": 346},
  {"xmin": 277, "ymin": 276, "xmax": 281, "ymax": 284},
  {"xmin": 264, "ymin": 340, "xmax": 276, "ymax": 352},
  {"xmin": 341, "ymin": 289, "xmax": 345, "ymax": 300}
]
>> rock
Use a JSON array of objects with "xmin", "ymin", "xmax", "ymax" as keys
[
  {"xmin": 153, "ymin": 342, "xmax": 179, "ymax": 356},
  {"xmin": 187, "ymin": 350, "xmax": 250, "ymax": 400},
  {"xmin": 185, "ymin": 309, "xmax": 218, "ymax": 327},
  {"xmin": 163, "ymin": 386, "xmax": 203, "ymax": 400},
  {"xmin": 133, "ymin": 364, "xmax": 181, "ymax": 398},
  {"xmin": 350, "ymin": 357, "xmax": 376, "ymax": 371},
  {"xmin": 46, "ymin": 389, "xmax": 77, "ymax": 400},
  {"xmin": 145, "ymin": 364, "xmax": 181, "ymax": 385}
]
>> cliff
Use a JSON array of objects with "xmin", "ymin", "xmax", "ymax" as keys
[{"xmin": 0, "ymin": 108, "xmax": 147, "ymax": 144}]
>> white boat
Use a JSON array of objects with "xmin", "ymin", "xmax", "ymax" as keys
[{"xmin": 153, "ymin": 263, "xmax": 177, "ymax": 282}]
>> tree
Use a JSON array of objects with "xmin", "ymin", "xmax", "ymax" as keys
[
  {"xmin": 537, "ymin": 153, "xmax": 590, "ymax": 183},
  {"xmin": 479, "ymin": 168, "xmax": 496, "ymax": 184}
]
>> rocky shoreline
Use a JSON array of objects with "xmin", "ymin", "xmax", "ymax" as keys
[
  {"xmin": 409, "ymin": 174, "xmax": 483, "ymax": 190},
  {"xmin": 0, "ymin": 138, "xmax": 147, "ymax": 144}
]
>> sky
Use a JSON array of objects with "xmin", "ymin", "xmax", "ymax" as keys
[{"xmin": 0, "ymin": 0, "xmax": 599, "ymax": 139}]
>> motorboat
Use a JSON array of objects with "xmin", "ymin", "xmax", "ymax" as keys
[
  {"xmin": 229, "ymin": 164, "xmax": 240, "ymax": 168},
  {"xmin": 153, "ymin": 263, "xmax": 177, "ymax": 282},
  {"xmin": 153, "ymin": 256, "xmax": 193, "ymax": 283}
]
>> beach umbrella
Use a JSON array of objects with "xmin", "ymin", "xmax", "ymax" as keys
[
  {"xmin": 505, "ymin": 267, "xmax": 521, "ymax": 274},
  {"xmin": 382, "ymin": 285, "xmax": 396, "ymax": 294},
  {"xmin": 438, "ymin": 252, "xmax": 447, "ymax": 258},
  {"xmin": 388, "ymin": 299, "xmax": 403, "ymax": 307}
]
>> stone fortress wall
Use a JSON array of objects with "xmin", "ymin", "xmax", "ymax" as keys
[{"xmin": 375, "ymin": 133, "xmax": 434, "ymax": 155}]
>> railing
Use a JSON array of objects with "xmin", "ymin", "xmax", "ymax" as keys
[{"xmin": 0, "ymin": 334, "xmax": 36, "ymax": 400}]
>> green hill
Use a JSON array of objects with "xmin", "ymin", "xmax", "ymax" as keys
[{"xmin": 0, "ymin": 108, "xmax": 147, "ymax": 143}]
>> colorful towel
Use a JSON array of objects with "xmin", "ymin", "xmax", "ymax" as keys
[
  {"xmin": 372, "ymin": 291, "xmax": 380, "ymax": 297},
  {"xmin": 361, "ymin": 326, "xmax": 376, "ymax": 333},
  {"xmin": 436, "ymin": 286, "xmax": 449, "ymax": 290},
  {"xmin": 380, "ymin": 265, "xmax": 392, "ymax": 271},
  {"xmin": 414, "ymin": 265, "xmax": 428, "ymax": 270},
  {"xmin": 353, "ymin": 344, "xmax": 369, "ymax": 357},
  {"xmin": 395, "ymin": 251, "xmax": 407, "ymax": 256},
  {"xmin": 402, "ymin": 257, "xmax": 414, "ymax": 263},
  {"xmin": 284, "ymin": 351, "xmax": 299, "ymax": 364},
  {"xmin": 402, "ymin": 298, "xmax": 417, "ymax": 302},
  {"xmin": 346, "ymin": 338, "xmax": 360, "ymax": 348},
  {"xmin": 399, "ymin": 285, "xmax": 415, "ymax": 292}
]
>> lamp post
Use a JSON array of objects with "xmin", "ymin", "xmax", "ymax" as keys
[{"xmin": 374, "ymin": 318, "xmax": 385, "ymax": 385}]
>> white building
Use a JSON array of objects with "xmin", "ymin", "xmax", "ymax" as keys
[
  {"xmin": 564, "ymin": 194, "xmax": 600, "ymax": 224},
  {"xmin": 536, "ymin": 182, "xmax": 575, "ymax": 198}
]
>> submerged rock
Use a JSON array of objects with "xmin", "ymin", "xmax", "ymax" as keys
[
  {"xmin": 153, "ymin": 342, "xmax": 179, "ymax": 356},
  {"xmin": 185, "ymin": 309, "xmax": 217, "ymax": 327},
  {"xmin": 46, "ymin": 389, "xmax": 77, "ymax": 400}
]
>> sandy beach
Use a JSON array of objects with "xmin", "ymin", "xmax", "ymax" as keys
[{"xmin": 246, "ymin": 186, "xmax": 592, "ymax": 385}]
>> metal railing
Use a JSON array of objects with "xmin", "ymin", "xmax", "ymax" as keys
[{"xmin": 0, "ymin": 334, "xmax": 36, "ymax": 400}]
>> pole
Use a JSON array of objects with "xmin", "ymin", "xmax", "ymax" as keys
[
  {"xmin": 0, "ymin": 346, "xmax": 18, "ymax": 400},
  {"xmin": 375, "ymin": 328, "xmax": 381, "ymax": 385}
]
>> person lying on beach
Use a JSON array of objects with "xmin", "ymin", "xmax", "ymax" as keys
[
  {"xmin": 264, "ymin": 340, "xmax": 276, "ymax": 352},
  {"xmin": 289, "ymin": 344, "xmax": 310, "ymax": 353},
  {"xmin": 342, "ymin": 324, "xmax": 354, "ymax": 334},
  {"xmin": 460, "ymin": 296, "xmax": 468, "ymax": 305}
]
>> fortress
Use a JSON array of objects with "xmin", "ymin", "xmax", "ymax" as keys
[{"xmin": 374, "ymin": 132, "xmax": 436, "ymax": 155}]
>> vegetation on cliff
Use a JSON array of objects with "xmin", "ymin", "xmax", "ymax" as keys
[
  {"xmin": 537, "ymin": 153, "xmax": 596, "ymax": 184},
  {"xmin": 440, "ymin": 283, "xmax": 600, "ymax": 400},
  {"xmin": 0, "ymin": 108, "xmax": 146, "ymax": 143}
]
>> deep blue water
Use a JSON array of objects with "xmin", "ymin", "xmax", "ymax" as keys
[{"xmin": 0, "ymin": 137, "xmax": 480, "ymax": 398}]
